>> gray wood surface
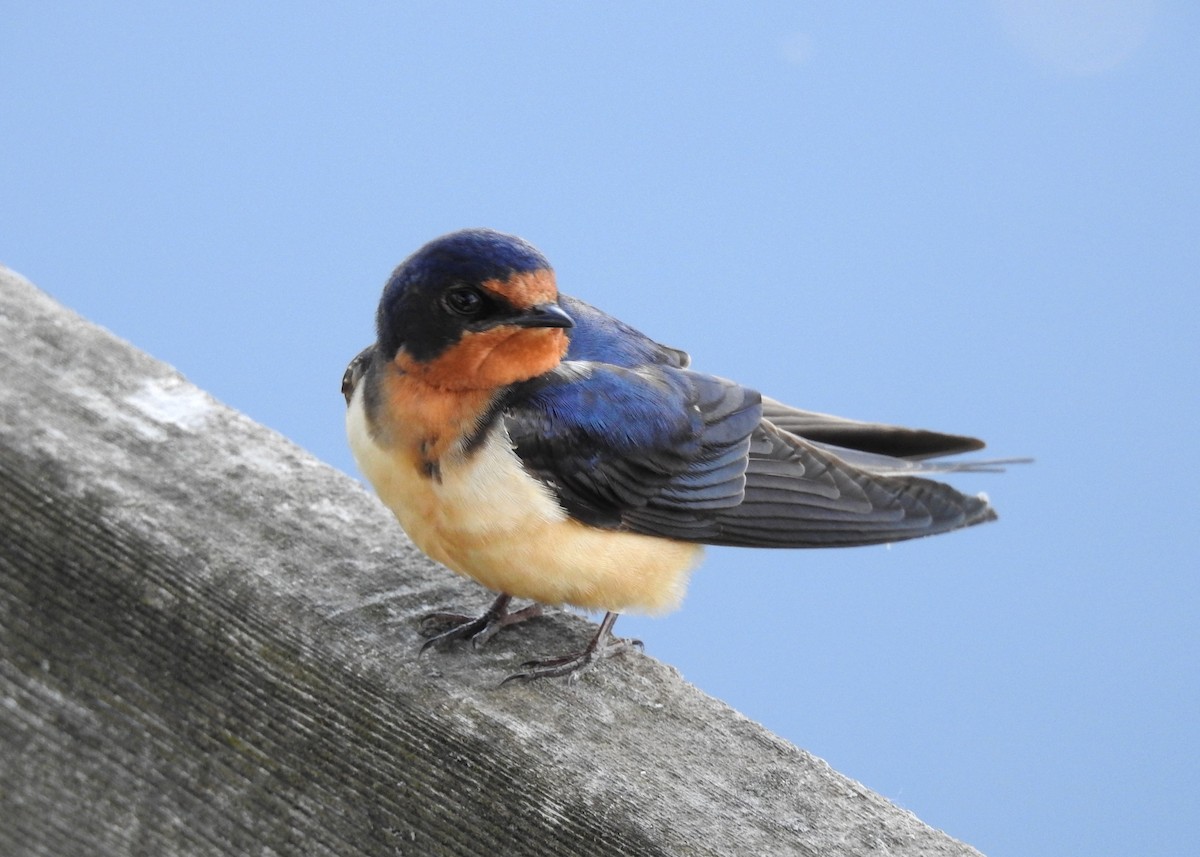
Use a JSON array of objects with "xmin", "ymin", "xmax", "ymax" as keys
[{"xmin": 0, "ymin": 267, "xmax": 985, "ymax": 856}]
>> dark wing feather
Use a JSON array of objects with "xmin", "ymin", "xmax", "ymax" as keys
[
  {"xmin": 351, "ymin": 290, "xmax": 1003, "ymax": 548},
  {"xmin": 623, "ymin": 420, "xmax": 995, "ymax": 548},
  {"xmin": 760, "ymin": 396, "xmax": 985, "ymax": 459},
  {"xmin": 506, "ymin": 361, "xmax": 996, "ymax": 549},
  {"xmin": 505, "ymin": 363, "xmax": 759, "ymax": 529}
]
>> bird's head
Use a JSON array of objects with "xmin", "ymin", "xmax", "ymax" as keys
[{"xmin": 375, "ymin": 228, "xmax": 574, "ymax": 391}]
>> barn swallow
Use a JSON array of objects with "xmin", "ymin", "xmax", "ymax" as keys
[{"xmin": 344, "ymin": 228, "xmax": 1012, "ymax": 683}]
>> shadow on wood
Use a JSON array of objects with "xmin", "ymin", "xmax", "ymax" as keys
[{"xmin": 0, "ymin": 267, "xmax": 984, "ymax": 856}]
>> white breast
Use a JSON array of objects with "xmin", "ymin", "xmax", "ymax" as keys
[{"xmin": 346, "ymin": 384, "xmax": 703, "ymax": 614}]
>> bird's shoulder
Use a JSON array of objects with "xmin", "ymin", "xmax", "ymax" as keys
[
  {"xmin": 559, "ymin": 294, "xmax": 691, "ymax": 369},
  {"xmin": 502, "ymin": 355, "xmax": 762, "ymax": 529}
]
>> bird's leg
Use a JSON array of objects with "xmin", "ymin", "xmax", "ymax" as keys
[
  {"xmin": 419, "ymin": 592, "xmax": 543, "ymax": 653},
  {"xmin": 501, "ymin": 611, "xmax": 641, "ymax": 684}
]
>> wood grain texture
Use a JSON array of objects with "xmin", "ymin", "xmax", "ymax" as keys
[{"xmin": 0, "ymin": 267, "xmax": 985, "ymax": 857}]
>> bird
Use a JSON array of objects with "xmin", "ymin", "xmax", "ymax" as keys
[{"xmin": 343, "ymin": 227, "xmax": 1012, "ymax": 683}]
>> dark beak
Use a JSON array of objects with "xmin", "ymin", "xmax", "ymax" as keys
[{"xmin": 512, "ymin": 302, "xmax": 574, "ymax": 329}]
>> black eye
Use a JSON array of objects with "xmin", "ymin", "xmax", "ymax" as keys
[{"xmin": 442, "ymin": 286, "xmax": 485, "ymax": 317}]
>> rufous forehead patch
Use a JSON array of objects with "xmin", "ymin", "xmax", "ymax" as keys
[{"xmin": 481, "ymin": 269, "xmax": 558, "ymax": 310}]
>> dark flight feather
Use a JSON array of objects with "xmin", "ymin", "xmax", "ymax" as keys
[{"xmin": 502, "ymin": 296, "xmax": 999, "ymax": 548}]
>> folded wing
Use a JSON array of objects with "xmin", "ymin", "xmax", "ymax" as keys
[{"xmin": 506, "ymin": 362, "xmax": 996, "ymax": 550}]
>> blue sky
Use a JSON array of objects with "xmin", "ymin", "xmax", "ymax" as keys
[{"xmin": 3, "ymin": 3, "xmax": 1196, "ymax": 855}]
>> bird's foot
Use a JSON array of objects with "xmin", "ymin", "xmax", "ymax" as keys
[
  {"xmin": 501, "ymin": 612, "xmax": 639, "ymax": 684},
  {"xmin": 419, "ymin": 593, "xmax": 542, "ymax": 653}
]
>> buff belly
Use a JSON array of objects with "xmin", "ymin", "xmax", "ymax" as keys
[{"xmin": 346, "ymin": 388, "xmax": 702, "ymax": 615}]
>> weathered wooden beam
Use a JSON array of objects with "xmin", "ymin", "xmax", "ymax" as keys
[{"xmin": 0, "ymin": 266, "xmax": 984, "ymax": 856}]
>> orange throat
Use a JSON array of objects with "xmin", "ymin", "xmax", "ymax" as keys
[{"xmin": 382, "ymin": 323, "xmax": 567, "ymax": 466}]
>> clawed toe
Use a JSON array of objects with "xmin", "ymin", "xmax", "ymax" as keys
[
  {"xmin": 417, "ymin": 593, "xmax": 543, "ymax": 654},
  {"xmin": 500, "ymin": 612, "xmax": 636, "ymax": 684},
  {"xmin": 421, "ymin": 602, "xmax": 636, "ymax": 684},
  {"xmin": 419, "ymin": 612, "xmax": 492, "ymax": 653},
  {"xmin": 419, "ymin": 611, "xmax": 475, "ymax": 636}
]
